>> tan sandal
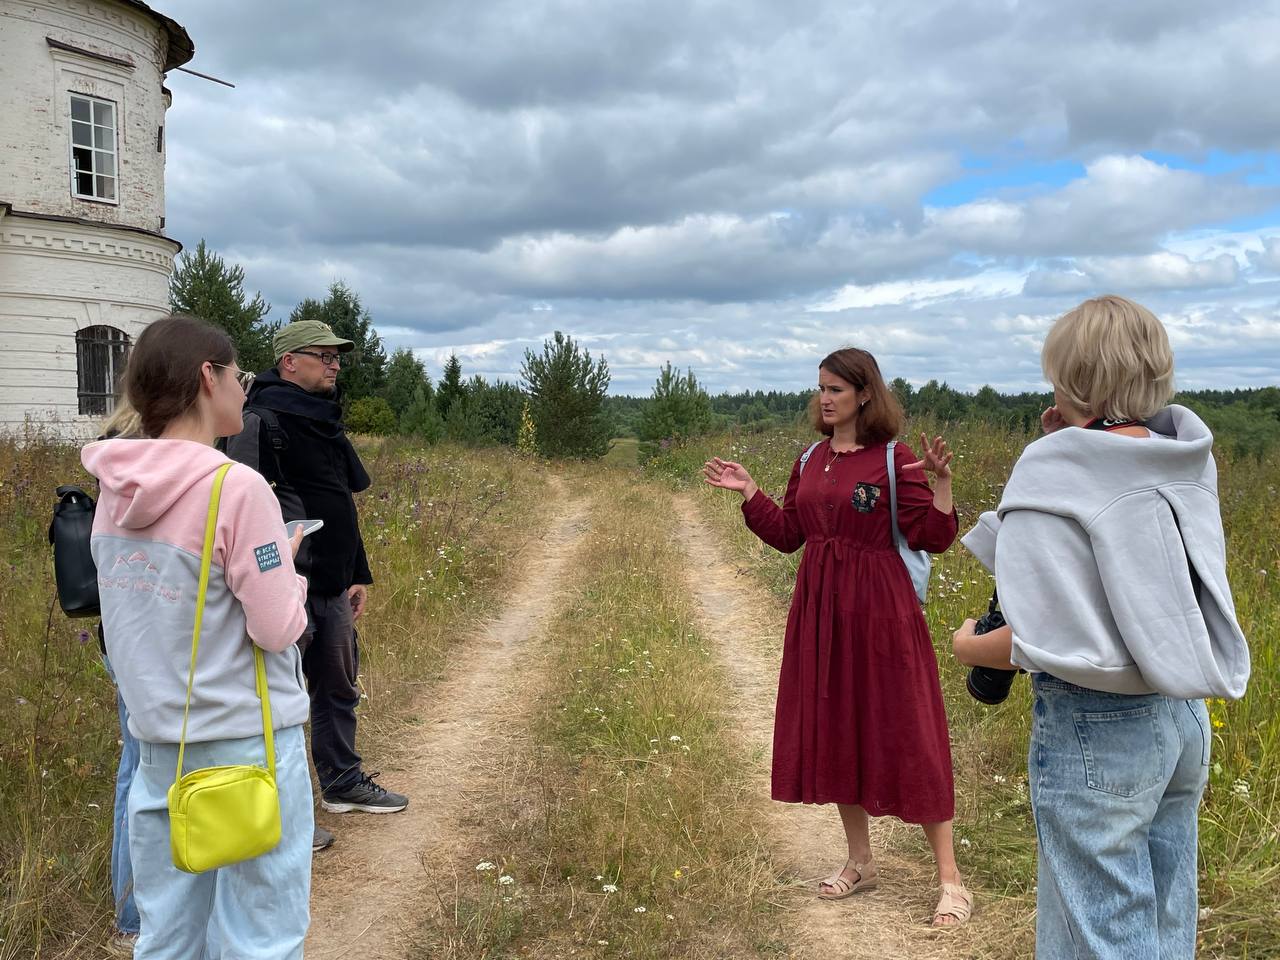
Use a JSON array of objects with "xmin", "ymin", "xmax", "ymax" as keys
[
  {"xmin": 817, "ymin": 859, "xmax": 878, "ymax": 900},
  {"xmin": 932, "ymin": 881, "xmax": 973, "ymax": 926}
]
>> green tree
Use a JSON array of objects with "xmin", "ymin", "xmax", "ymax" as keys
[
  {"xmin": 169, "ymin": 239, "xmax": 276, "ymax": 371},
  {"xmin": 289, "ymin": 282, "xmax": 386, "ymax": 403},
  {"xmin": 521, "ymin": 331, "xmax": 612, "ymax": 459},
  {"xmin": 517, "ymin": 400, "xmax": 537, "ymax": 455},
  {"xmin": 436, "ymin": 353, "xmax": 465, "ymax": 420},
  {"xmin": 637, "ymin": 362, "xmax": 713, "ymax": 458},
  {"xmin": 467, "ymin": 377, "xmax": 525, "ymax": 446},
  {"xmin": 345, "ymin": 396, "xmax": 397, "ymax": 435},
  {"xmin": 401, "ymin": 385, "xmax": 444, "ymax": 443},
  {"xmin": 382, "ymin": 348, "xmax": 431, "ymax": 420}
]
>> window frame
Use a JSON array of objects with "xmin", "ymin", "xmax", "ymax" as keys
[
  {"xmin": 68, "ymin": 92, "xmax": 119, "ymax": 205},
  {"xmin": 76, "ymin": 325, "xmax": 131, "ymax": 417}
]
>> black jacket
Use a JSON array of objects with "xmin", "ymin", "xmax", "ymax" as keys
[{"xmin": 225, "ymin": 370, "xmax": 373, "ymax": 597}]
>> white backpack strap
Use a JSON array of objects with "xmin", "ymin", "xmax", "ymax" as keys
[
  {"xmin": 886, "ymin": 440, "xmax": 906, "ymax": 547},
  {"xmin": 797, "ymin": 440, "xmax": 823, "ymax": 476}
]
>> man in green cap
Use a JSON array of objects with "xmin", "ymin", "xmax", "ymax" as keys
[{"xmin": 226, "ymin": 320, "xmax": 409, "ymax": 853}]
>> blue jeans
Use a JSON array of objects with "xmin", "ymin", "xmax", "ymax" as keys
[
  {"xmin": 102, "ymin": 653, "xmax": 141, "ymax": 935},
  {"xmin": 129, "ymin": 725, "xmax": 313, "ymax": 959},
  {"xmin": 1029, "ymin": 675, "xmax": 1210, "ymax": 960}
]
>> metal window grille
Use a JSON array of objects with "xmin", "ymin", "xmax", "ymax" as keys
[
  {"xmin": 69, "ymin": 93, "xmax": 118, "ymax": 202},
  {"xmin": 76, "ymin": 326, "xmax": 130, "ymax": 416}
]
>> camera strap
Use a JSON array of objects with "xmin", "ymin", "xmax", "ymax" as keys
[{"xmin": 1083, "ymin": 417, "xmax": 1143, "ymax": 432}]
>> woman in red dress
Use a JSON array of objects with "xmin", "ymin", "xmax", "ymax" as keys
[{"xmin": 703, "ymin": 348, "xmax": 970, "ymax": 926}]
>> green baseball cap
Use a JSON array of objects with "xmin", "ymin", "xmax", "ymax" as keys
[{"xmin": 273, "ymin": 320, "xmax": 355, "ymax": 362}]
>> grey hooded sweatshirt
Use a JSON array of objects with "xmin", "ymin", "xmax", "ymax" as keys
[{"xmin": 961, "ymin": 405, "xmax": 1250, "ymax": 700}]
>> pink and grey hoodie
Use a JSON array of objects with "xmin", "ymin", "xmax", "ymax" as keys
[{"xmin": 82, "ymin": 439, "xmax": 310, "ymax": 744}]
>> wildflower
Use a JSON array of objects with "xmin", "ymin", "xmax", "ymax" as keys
[
  {"xmin": 634, "ymin": 906, "xmax": 646, "ymax": 913},
  {"xmin": 959, "ymin": 837, "xmax": 971, "ymax": 847},
  {"xmin": 597, "ymin": 941, "xmax": 609, "ymax": 946},
  {"xmin": 498, "ymin": 875, "xmax": 515, "ymax": 886},
  {"xmin": 476, "ymin": 861, "xmax": 496, "ymax": 872},
  {"xmin": 666, "ymin": 914, "xmax": 675, "ymax": 920},
  {"xmin": 672, "ymin": 869, "xmax": 683, "ymax": 879},
  {"xmin": 1232, "ymin": 779, "xmax": 1250, "ymax": 798},
  {"xmin": 668, "ymin": 735, "xmax": 682, "ymax": 743},
  {"xmin": 993, "ymin": 774, "xmax": 1007, "ymax": 784},
  {"xmin": 594, "ymin": 874, "xmax": 604, "ymax": 880},
  {"xmin": 602, "ymin": 883, "xmax": 618, "ymax": 893}
]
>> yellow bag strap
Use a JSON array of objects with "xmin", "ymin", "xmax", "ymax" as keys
[{"xmin": 174, "ymin": 463, "xmax": 276, "ymax": 785}]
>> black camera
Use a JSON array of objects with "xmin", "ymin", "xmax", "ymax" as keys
[{"xmin": 965, "ymin": 592, "xmax": 1021, "ymax": 705}]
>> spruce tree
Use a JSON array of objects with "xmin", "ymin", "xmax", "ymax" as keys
[{"xmin": 169, "ymin": 239, "xmax": 275, "ymax": 372}]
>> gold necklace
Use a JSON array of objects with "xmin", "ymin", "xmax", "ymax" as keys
[{"xmin": 825, "ymin": 442, "xmax": 861, "ymax": 471}]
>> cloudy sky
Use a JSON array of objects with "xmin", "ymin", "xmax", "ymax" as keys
[{"xmin": 160, "ymin": 0, "xmax": 1280, "ymax": 395}]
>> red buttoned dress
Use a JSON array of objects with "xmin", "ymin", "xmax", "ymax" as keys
[{"xmin": 742, "ymin": 439, "xmax": 957, "ymax": 823}]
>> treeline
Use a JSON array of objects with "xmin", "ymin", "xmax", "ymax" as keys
[
  {"xmin": 169, "ymin": 243, "xmax": 612, "ymax": 458},
  {"xmin": 615, "ymin": 378, "xmax": 1280, "ymax": 459},
  {"xmin": 172, "ymin": 241, "xmax": 1280, "ymax": 460}
]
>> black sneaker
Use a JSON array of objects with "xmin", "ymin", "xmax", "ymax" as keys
[
  {"xmin": 312, "ymin": 824, "xmax": 335, "ymax": 851},
  {"xmin": 321, "ymin": 771, "xmax": 409, "ymax": 814}
]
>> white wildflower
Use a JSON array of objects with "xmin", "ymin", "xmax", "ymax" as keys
[
  {"xmin": 498, "ymin": 875, "xmax": 515, "ymax": 886},
  {"xmin": 633, "ymin": 906, "xmax": 646, "ymax": 913},
  {"xmin": 601, "ymin": 883, "xmax": 618, "ymax": 893},
  {"xmin": 476, "ymin": 861, "xmax": 496, "ymax": 872}
]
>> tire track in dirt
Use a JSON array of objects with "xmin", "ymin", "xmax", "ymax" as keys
[
  {"xmin": 674, "ymin": 493, "xmax": 981, "ymax": 960},
  {"xmin": 304, "ymin": 477, "xmax": 591, "ymax": 959}
]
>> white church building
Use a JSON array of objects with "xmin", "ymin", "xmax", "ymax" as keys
[{"xmin": 0, "ymin": 0, "xmax": 193, "ymax": 435}]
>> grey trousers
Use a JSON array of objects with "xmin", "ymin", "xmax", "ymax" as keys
[{"xmin": 299, "ymin": 592, "xmax": 363, "ymax": 793}]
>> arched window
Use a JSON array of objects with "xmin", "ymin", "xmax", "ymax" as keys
[{"xmin": 76, "ymin": 325, "xmax": 130, "ymax": 416}]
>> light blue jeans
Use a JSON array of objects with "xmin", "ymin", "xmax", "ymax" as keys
[
  {"xmin": 1029, "ymin": 675, "xmax": 1210, "ymax": 960},
  {"xmin": 101, "ymin": 653, "xmax": 141, "ymax": 935},
  {"xmin": 129, "ymin": 724, "xmax": 313, "ymax": 959}
]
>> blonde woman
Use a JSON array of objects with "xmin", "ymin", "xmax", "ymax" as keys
[{"xmin": 953, "ymin": 296, "xmax": 1250, "ymax": 958}]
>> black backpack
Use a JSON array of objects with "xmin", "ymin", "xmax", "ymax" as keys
[{"xmin": 49, "ymin": 485, "xmax": 100, "ymax": 618}]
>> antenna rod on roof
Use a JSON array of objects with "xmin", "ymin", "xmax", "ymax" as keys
[{"xmin": 174, "ymin": 66, "xmax": 235, "ymax": 88}]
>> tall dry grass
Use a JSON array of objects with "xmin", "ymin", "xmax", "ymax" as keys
[
  {"xmin": 0, "ymin": 434, "xmax": 549, "ymax": 958},
  {"xmin": 648, "ymin": 417, "xmax": 1279, "ymax": 958}
]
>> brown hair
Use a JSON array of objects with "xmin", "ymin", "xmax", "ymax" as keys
[
  {"xmin": 807, "ymin": 347, "xmax": 904, "ymax": 445},
  {"xmin": 123, "ymin": 314, "xmax": 235, "ymax": 438}
]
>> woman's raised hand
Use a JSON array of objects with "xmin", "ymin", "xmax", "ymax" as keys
[
  {"xmin": 903, "ymin": 433, "xmax": 954, "ymax": 480},
  {"xmin": 703, "ymin": 457, "xmax": 756, "ymax": 495}
]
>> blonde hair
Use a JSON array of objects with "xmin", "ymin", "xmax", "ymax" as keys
[
  {"xmin": 100, "ymin": 392, "xmax": 143, "ymax": 439},
  {"xmin": 1041, "ymin": 295, "xmax": 1175, "ymax": 422}
]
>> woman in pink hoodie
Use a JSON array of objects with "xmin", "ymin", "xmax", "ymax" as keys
[{"xmin": 82, "ymin": 315, "xmax": 312, "ymax": 959}]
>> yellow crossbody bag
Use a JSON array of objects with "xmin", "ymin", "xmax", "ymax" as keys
[{"xmin": 168, "ymin": 463, "xmax": 282, "ymax": 874}]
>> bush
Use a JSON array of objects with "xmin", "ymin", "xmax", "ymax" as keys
[{"xmin": 346, "ymin": 396, "xmax": 398, "ymax": 435}]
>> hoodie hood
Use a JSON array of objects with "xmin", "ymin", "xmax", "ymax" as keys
[
  {"xmin": 998, "ymin": 404, "xmax": 1215, "ymax": 519},
  {"xmin": 81, "ymin": 439, "xmax": 234, "ymax": 530}
]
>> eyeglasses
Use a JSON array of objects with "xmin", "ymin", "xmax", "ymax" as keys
[
  {"xmin": 211, "ymin": 362, "xmax": 256, "ymax": 392},
  {"xmin": 291, "ymin": 349, "xmax": 344, "ymax": 367}
]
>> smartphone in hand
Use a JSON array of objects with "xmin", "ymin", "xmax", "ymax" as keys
[{"xmin": 285, "ymin": 519, "xmax": 324, "ymax": 538}]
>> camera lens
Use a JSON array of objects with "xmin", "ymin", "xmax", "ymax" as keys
[{"xmin": 967, "ymin": 666, "xmax": 1019, "ymax": 705}]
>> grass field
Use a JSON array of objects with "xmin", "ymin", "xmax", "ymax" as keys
[
  {"xmin": 646, "ymin": 417, "xmax": 1280, "ymax": 958},
  {"xmin": 0, "ymin": 434, "xmax": 550, "ymax": 958},
  {"xmin": 2, "ymin": 418, "xmax": 1274, "ymax": 958}
]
